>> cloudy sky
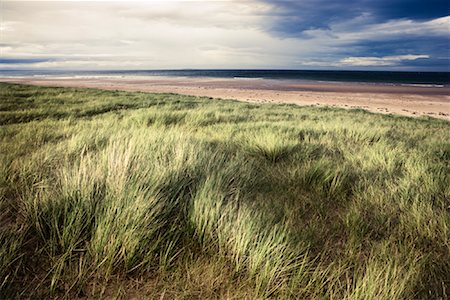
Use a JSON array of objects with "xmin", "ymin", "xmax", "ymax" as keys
[{"xmin": 1, "ymin": 0, "xmax": 449, "ymax": 70}]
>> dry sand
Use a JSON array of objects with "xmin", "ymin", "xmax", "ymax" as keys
[{"xmin": 1, "ymin": 76, "xmax": 449, "ymax": 120}]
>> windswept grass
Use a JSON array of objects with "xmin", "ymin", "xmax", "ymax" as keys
[{"xmin": 0, "ymin": 82, "xmax": 449, "ymax": 299}]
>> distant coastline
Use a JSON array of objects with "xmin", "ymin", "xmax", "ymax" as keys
[{"xmin": 1, "ymin": 69, "xmax": 449, "ymax": 86}]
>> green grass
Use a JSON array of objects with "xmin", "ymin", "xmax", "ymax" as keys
[{"xmin": 0, "ymin": 82, "xmax": 449, "ymax": 299}]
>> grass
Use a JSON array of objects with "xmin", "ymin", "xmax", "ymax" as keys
[{"xmin": 0, "ymin": 82, "xmax": 449, "ymax": 299}]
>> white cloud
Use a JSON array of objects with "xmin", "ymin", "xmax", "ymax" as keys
[
  {"xmin": 340, "ymin": 55, "xmax": 429, "ymax": 66},
  {"xmin": 0, "ymin": 0, "xmax": 313, "ymax": 69},
  {"xmin": 302, "ymin": 15, "xmax": 450, "ymax": 45}
]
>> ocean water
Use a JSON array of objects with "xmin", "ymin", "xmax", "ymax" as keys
[{"xmin": 1, "ymin": 69, "xmax": 449, "ymax": 86}]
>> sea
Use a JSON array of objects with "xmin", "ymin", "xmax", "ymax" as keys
[{"xmin": 1, "ymin": 69, "xmax": 449, "ymax": 86}]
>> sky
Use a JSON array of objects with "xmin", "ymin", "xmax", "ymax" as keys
[{"xmin": 1, "ymin": 0, "xmax": 449, "ymax": 71}]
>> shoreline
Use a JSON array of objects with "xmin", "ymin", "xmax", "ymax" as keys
[{"xmin": 1, "ymin": 76, "xmax": 449, "ymax": 120}]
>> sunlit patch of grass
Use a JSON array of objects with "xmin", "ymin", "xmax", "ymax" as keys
[{"xmin": 243, "ymin": 129, "xmax": 300, "ymax": 163}]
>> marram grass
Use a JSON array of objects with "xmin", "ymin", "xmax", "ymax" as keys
[{"xmin": 0, "ymin": 83, "xmax": 449, "ymax": 299}]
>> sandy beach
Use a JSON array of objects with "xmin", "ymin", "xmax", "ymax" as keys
[{"xmin": 1, "ymin": 76, "xmax": 449, "ymax": 120}]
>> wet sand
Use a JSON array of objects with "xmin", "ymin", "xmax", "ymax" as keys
[{"xmin": 1, "ymin": 76, "xmax": 449, "ymax": 120}]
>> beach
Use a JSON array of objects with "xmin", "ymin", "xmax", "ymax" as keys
[{"xmin": 1, "ymin": 76, "xmax": 449, "ymax": 119}]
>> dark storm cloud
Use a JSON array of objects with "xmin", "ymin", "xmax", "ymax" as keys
[
  {"xmin": 263, "ymin": 1, "xmax": 362, "ymax": 34},
  {"xmin": 260, "ymin": 0, "xmax": 449, "ymax": 70},
  {"xmin": 263, "ymin": 0, "xmax": 450, "ymax": 35},
  {"xmin": 368, "ymin": 0, "xmax": 450, "ymax": 20}
]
